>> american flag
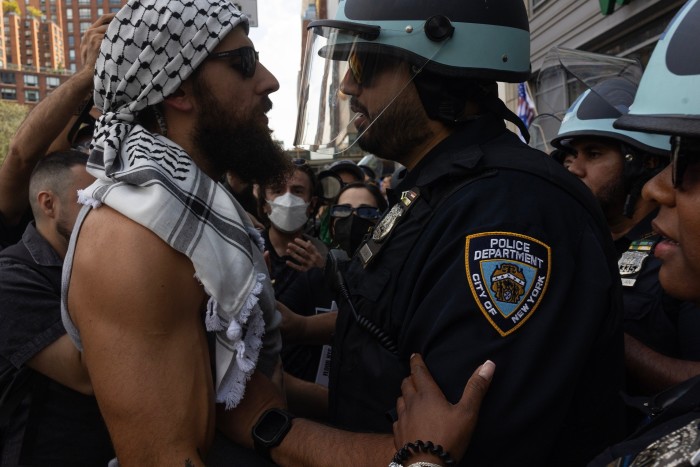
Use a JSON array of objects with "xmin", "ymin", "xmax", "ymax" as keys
[{"xmin": 517, "ymin": 82, "xmax": 536, "ymax": 129}]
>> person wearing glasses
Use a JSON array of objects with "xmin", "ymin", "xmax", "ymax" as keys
[
  {"xmin": 226, "ymin": 0, "xmax": 625, "ymax": 465},
  {"xmin": 392, "ymin": 2, "xmax": 700, "ymax": 465},
  {"xmin": 329, "ymin": 181, "xmax": 387, "ymax": 256},
  {"xmin": 59, "ymin": 0, "xmax": 293, "ymax": 465},
  {"xmin": 551, "ymin": 77, "xmax": 700, "ymax": 398}
]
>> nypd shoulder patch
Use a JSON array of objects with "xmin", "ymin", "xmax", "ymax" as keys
[{"xmin": 465, "ymin": 232, "xmax": 551, "ymax": 337}]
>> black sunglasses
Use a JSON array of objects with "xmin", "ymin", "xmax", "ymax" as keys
[
  {"xmin": 330, "ymin": 204, "xmax": 381, "ymax": 221},
  {"xmin": 208, "ymin": 46, "xmax": 259, "ymax": 78},
  {"xmin": 671, "ymin": 135, "xmax": 700, "ymax": 189},
  {"xmin": 347, "ymin": 50, "xmax": 385, "ymax": 86}
]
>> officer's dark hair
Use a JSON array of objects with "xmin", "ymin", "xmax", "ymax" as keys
[
  {"xmin": 617, "ymin": 142, "xmax": 665, "ymax": 217},
  {"xmin": 28, "ymin": 150, "xmax": 88, "ymax": 216},
  {"xmin": 412, "ymin": 69, "xmax": 530, "ymax": 138}
]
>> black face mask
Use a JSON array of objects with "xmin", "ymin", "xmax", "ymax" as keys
[{"xmin": 333, "ymin": 216, "xmax": 376, "ymax": 255}]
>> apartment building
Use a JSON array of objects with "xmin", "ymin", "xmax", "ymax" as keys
[{"xmin": 0, "ymin": 0, "xmax": 126, "ymax": 106}]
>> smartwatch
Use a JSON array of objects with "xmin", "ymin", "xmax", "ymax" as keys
[{"xmin": 252, "ymin": 408, "xmax": 295, "ymax": 461}]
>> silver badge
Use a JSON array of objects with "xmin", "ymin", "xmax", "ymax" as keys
[
  {"xmin": 372, "ymin": 203, "xmax": 402, "ymax": 243},
  {"xmin": 618, "ymin": 250, "xmax": 650, "ymax": 287}
]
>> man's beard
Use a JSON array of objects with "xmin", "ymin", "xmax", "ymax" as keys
[
  {"xmin": 597, "ymin": 177, "xmax": 627, "ymax": 221},
  {"xmin": 191, "ymin": 79, "xmax": 291, "ymax": 188},
  {"xmin": 352, "ymin": 88, "xmax": 433, "ymax": 160}
]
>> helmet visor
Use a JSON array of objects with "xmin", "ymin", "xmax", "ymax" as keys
[
  {"xmin": 294, "ymin": 23, "xmax": 445, "ymax": 155},
  {"xmin": 537, "ymin": 47, "xmax": 643, "ymax": 118}
]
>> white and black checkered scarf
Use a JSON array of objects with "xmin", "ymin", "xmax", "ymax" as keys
[{"xmin": 78, "ymin": 0, "xmax": 270, "ymax": 409}]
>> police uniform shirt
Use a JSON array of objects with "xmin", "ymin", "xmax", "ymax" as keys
[
  {"xmin": 329, "ymin": 115, "xmax": 626, "ymax": 466},
  {"xmin": 618, "ymin": 211, "xmax": 700, "ymax": 360}
]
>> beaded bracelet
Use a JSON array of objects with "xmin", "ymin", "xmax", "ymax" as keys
[{"xmin": 391, "ymin": 440, "xmax": 456, "ymax": 466}]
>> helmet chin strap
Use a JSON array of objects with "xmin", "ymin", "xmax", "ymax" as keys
[{"xmin": 412, "ymin": 71, "xmax": 531, "ymax": 142}]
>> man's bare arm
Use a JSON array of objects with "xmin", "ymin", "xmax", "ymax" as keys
[
  {"xmin": 625, "ymin": 333, "xmax": 700, "ymax": 393},
  {"xmin": 0, "ymin": 14, "xmax": 112, "ymax": 225},
  {"xmin": 26, "ymin": 334, "xmax": 92, "ymax": 395},
  {"xmin": 277, "ymin": 300, "xmax": 336, "ymax": 345},
  {"xmin": 68, "ymin": 207, "xmax": 213, "ymax": 466},
  {"xmin": 219, "ymin": 366, "xmax": 395, "ymax": 467},
  {"xmin": 284, "ymin": 372, "xmax": 328, "ymax": 420}
]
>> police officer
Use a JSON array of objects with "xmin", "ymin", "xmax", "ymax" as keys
[
  {"xmin": 588, "ymin": 1, "xmax": 700, "ymax": 461},
  {"xmin": 390, "ymin": 2, "xmax": 700, "ymax": 465},
  {"xmin": 228, "ymin": 0, "xmax": 625, "ymax": 465},
  {"xmin": 552, "ymin": 79, "xmax": 700, "ymax": 395}
]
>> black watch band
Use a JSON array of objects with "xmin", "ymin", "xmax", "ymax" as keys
[{"xmin": 252, "ymin": 408, "xmax": 295, "ymax": 461}]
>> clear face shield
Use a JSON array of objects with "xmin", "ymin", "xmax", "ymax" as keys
[
  {"xmin": 533, "ymin": 47, "xmax": 644, "ymax": 151},
  {"xmin": 528, "ymin": 114, "xmax": 562, "ymax": 154},
  {"xmin": 294, "ymin": 22, "xmax": 445, "ymax": 155}
]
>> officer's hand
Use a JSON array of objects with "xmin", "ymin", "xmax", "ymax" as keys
[
  {"xmin": 393, "ymin": 354, "xmax": 495, "ymax": 463},
  {"xmin": 216, "ymin": 370, "xmax": 287, "ymax": 450},
  {"xmin": 286, "ymin": 237, "xmax": 325, "ymax": 271}
]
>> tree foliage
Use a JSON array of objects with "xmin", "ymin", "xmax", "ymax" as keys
[
  {"xmin": 26, "ymin": 6, "xmax": 42, "ymax": 18},
  {"xmin": 0, "ymin": 100, "xmax": 29, "ymax": 166},
  {"xmin": 2, "ymin": 0, "xmax": 20, "ymax": 15}
]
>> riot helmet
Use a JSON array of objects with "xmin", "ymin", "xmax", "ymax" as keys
[
  {"xmin": 614, "ymin": 0, "xmax": 700, "ymax": 139},
  {"xmin": 294, "ymin": 0, "xmax": 531, "ymax": 154},
  {"xmin": 552, "ymin": 78, "xmax": 670, "ymax": 217},
  {"xmin": 552, "ymin": 78, "xmax": 670, "ymax": 156}
]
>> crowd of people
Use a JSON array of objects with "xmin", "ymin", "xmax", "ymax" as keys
[{"xmin": 0, "ymin": 0, "xmax": 699, "ymax": 465}]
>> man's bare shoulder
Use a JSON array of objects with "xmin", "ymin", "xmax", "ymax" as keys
[{"xmin": 68, "ymin": 206, "xmax": 206, "ymax": 327}]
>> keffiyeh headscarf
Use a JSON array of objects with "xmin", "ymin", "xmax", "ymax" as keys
[{"xmin": 79, "ymin": 0, "xmax": 267, "ymax": 408}]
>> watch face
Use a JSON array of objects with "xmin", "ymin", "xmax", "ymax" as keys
[{"xmin": 253, "ymin": 410, "xmax": 290, "ymax": 444}]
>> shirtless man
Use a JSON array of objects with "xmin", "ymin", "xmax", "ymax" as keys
[{"xmin": 61, "ymin": 1, "xmax": 291, "ymax": 464}]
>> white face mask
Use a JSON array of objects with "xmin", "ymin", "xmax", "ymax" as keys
[{"xmin": 267, "ymin": 192, "xmax": 309, "ymax": 234}]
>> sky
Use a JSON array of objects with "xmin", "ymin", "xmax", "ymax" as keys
[{"xmin": 246, "ymin": 0, "xmax": 304, "ymax": 149}]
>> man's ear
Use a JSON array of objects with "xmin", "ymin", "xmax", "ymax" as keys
[
  {"xmin": 162, "ymin": 85, "xmax": 194, "ymax": 112},
  {"xmin": 37, "ymin": 191, "xmax": 56, "ymax": 218}
]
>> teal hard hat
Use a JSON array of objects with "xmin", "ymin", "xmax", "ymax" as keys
[
  {"xmin": 310, "ymin": 0, "xmax": 531, "ymax": 82},
  {"xmin": 552, "ymin": 78, "xmax": 671, "ymax": 156},
  {"xmin": 614, "ymin": 0, "xmax": 700, "ymax": 138},
  {"xmin": 295, "ymin": 0, "xmax": 531, "ymax": 153}
]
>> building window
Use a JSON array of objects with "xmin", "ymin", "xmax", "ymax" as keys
[
  {"xmin": 46, "ymin": 76, "xmax": 60, "ymax": 88},
  {"xmin": 0, "ymin": 72, "xmax": 15, "ymax": 84},
  {"xmin": 79, "ymin": 22, "xmax": 90, "ymax": 33},
  {"xmin": 24, "ymin": 74, "xmax": 38, "ymax": 86},
  {"xmin": 24, "ymin": 90, "xmax": 39, "ymax": 102},
  {"xmin": 78, "ymin": 8, "xmax": 90, "ymax": 18},
  {"xmin": 78, "ymin": 0, "xmax": 90, "ymax": 4},
  {"xmin": 67, "ymin": 22, "xmax": 73, "ymax": 33},
  {"xmin": 69, "ymin": 49, "xmax": 75, "ymax": 60},
  {"xmin": 66, "ymin": 9, "xmax": 72, "ymax": 19},
  {"xmin": 1, "ymin": 88, "xmax": 17, "ymax": 100},
  {"xmin": 68, "ymin": 36, "xmax": 74, "ymax": 47}
]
